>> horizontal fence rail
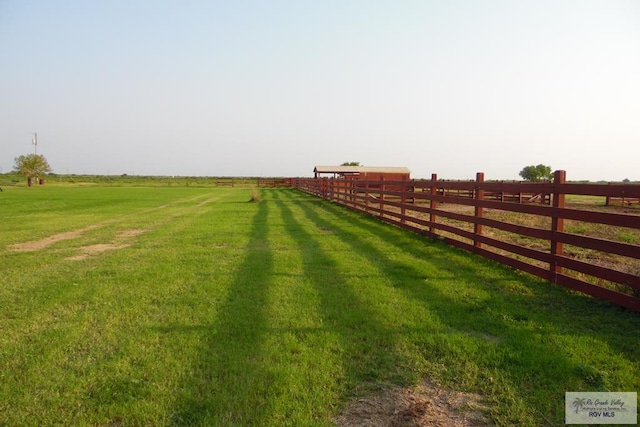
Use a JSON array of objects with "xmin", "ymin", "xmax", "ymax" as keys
[{"xmin": 292, "ymin": 171, "xmax": 640, "ymax": 312}]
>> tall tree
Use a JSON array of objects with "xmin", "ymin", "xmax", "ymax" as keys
[
  {"xmin": 14, "ymin": 154, "xmax": 52, "ymax": 184},
  {"xmin": 519, "ymin": 164, "xmax": 553, "ymax": 182}
]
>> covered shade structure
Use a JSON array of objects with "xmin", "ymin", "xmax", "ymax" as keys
[{"xmin": 313, "ymin": 166, "xmax": 410, "ymax": 181}]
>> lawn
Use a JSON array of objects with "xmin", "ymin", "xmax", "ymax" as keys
[{"xmin": 0, "ymin": 186, "xmax": 638, "ymax": 426}]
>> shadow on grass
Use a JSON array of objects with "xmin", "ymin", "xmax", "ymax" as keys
[
  {"xmin": 152, "ymin": 187, "xmax": 638, "ymax": 426},
  {"xmin": 278, "ymin": 189, "xmax": 640, "ymax": 425},
  {"xmin": 166, "ymin": 198, "xmax": 274, "ymax": 425},
  {"xmin": 270, "ymin": 191, "xmax": 416, "ymax": 391},
  {"xmin": 298, "ymin": 191, "xmax": 640, "ymax": 352}
]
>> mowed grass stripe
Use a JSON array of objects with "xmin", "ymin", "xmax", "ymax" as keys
[
  {"xmin": 0, "ymin": 188, "xmax": 244, "ymax": 424},
  {"xmin": 279, "ymin": 189, "xmax": 640, "ymax": 425},
  {"xmin": 0, "ymin": 187, "xmax": 220, "ymax": 247},
  {"xmin": 168, "ymin": 191, "xmax": 275, "ymax": 425},
  {"xmin": 0, "ymin": 187, "xmax": 638, "ymax": 426},
  {"xmin": 0, "ymin": 188, "xmax": 232, "ymax": 325},
  {"xmin": 273, "ymin": 191, "xmax": 431, "ymax": 384},
  {"xmin": 171, "ymin": 190, "xmax": 347, "ymax": 425}
]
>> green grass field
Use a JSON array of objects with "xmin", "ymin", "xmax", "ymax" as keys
[{"xmin": 1, "ymin": 186, "xmax": 638, "ymax": 426}]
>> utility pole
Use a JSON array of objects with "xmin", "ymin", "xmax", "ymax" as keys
[{"xmin": 32, "ymin": 132, "xmax": 38, "ymax": 154}]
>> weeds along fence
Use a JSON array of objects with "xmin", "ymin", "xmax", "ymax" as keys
[{"xmin": 292, "ymin": 171, "xmax": 640, "ymax": 312}]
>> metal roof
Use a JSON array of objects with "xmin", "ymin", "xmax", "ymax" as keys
[{"xmin": 314, "ymin": 166, "xmax": 410, "ymax": 174}]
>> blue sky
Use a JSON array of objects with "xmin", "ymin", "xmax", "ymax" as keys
[{"xmin": 1, "ymin": 0, "xmax": 639, "ymax": 180}]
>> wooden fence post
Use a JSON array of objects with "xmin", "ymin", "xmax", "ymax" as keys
[
  {"xmin": 365, "ymin": 179, "xmax": 370, "ymax": 213},
  {"xmin": 401, "ymin": 175, "xmax": 407, "ymax": 224},
  {"xmin": 550, "ymin": 170, "xmax": 566, "ymax": 282},
  {"xmin": 429, "ymin": 173, "xmax": 437, "ymax": 234},
  {"xmin": 474, "ymin": 172, "xmax": 484, "ymax": 248},
  {"xmin": 379, "ymin": 176, "xmax": 385, "ymax": 218},
  {"xmin": 334, "ymin": 178, "xmax": 338, "ymax": 201},
  {"xmin": 346, "ymin": 179, "xmax": 350, "ymax": 204},
  {"xmin": 352, "ymin": 179, "xmax": 357, "ymax": 209}
]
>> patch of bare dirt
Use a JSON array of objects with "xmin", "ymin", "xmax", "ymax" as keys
[
  {"xmin": 335, "ymin": 379, "xmax": 489, "ymax": 427},
  {"xmin": 66, "ymin": 243, "xmax": 131, "ymax": 261},
  {"xmin": 116, "ymin": 229, "xmax": 146, "ymax": 238},
  {"xmin": 7, "ymin": 226, "xmax": 98, "ymax": 252},
  {"xmin": 64, "ymin": 228, "xmax": 147, "ymax": 260}
]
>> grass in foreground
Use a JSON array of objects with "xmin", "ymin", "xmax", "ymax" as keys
[{"xmin": 0, "ymin": 186, "xmax": 638, "ymax": 426}]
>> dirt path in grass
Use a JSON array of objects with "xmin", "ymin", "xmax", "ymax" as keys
[
  {"xmin": 335, "ymin": 379, "xmax": 488, "ymax": 426},
  {"xmin": 7, "ymin": 225, "xmax": 102, "ymax": 252},
  {"xmin": 7, "ymin": 191, "xmax": 228, "ymax": 253},
  {"xmin": 65, "ymin": 229, "xmax": 147, "ymax": 261}
]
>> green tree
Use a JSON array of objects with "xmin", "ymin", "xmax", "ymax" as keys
[
  {"xmin": 341, "ymin": 162, "xmax": 361, "ymax": 166},
  {"xmin": 14, "ymin": 154, "xmax": 52, "ymax": 184},
  {"xmin": 519, "ymin": 164, "xmax": 553, "ymax": 182}
]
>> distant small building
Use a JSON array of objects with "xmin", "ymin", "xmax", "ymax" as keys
[{"xmin": 313, "ymin": 165, "xmax": 410, "ymax": 181}]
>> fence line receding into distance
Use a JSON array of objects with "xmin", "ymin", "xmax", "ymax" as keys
[{"xmin": 291, "ymin": 171, "xmax": 640, "ymax": 312}]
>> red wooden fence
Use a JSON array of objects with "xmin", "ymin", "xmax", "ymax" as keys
[{"xmin": 292, "ymin": 171, "xmax": 640, "ymax": 312}]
